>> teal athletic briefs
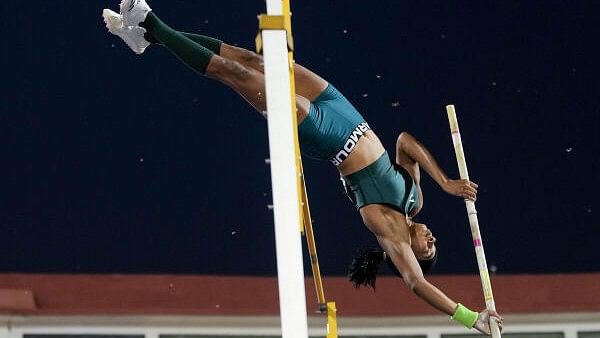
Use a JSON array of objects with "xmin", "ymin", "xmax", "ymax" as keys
[
  {"xmin": 298, "ymin": 84, "xmax": 370, "ymax": 166},
  {"xmin": 341, "ymin": 152, "xmax": 419, "ymax": 215},
  {"xmin": 296, "ymin": 84, "xmax": 418, "ymax": 215}
]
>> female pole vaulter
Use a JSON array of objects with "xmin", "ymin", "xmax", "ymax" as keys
[{"xmin": 102, "ymin": 1, "xmax": 503, "ymax": 334}]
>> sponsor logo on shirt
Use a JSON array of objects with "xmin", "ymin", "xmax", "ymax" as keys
[{"xmin": 330, "ymin": 122, "xmax": 371, "ymax": 166}]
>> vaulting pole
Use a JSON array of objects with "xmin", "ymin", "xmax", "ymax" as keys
[{"xmin": 446, "ymin": 105, "xmax": 501, "ymax": 338}]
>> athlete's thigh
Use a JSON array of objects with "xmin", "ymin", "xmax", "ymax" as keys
[
  {"xmin": 206, "ymin": 55, "xmax": 309, "ymax": 121},
  {"xmin": 219, "ymin": 44, "xmax": 327, "ymax": 102},
  {"xmin": 293, "ymin": 63, "xmax": 328, "ymax": 102}
]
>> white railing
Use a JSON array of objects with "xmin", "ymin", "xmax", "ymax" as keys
[{"xmin": 2, "ymin": 313, "xmax": 600, "ymax": 338}]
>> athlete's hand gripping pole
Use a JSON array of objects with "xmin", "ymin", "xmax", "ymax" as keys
[{"xmin": 446, "ymin": 105, "xmax": 501, "ymax": 338}]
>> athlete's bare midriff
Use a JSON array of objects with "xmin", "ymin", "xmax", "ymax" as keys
[{"xmin": 337, "ymin": 130, "xmax": 386, "ymax": 176}]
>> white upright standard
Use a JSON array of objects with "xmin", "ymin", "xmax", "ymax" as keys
[{"xmin": 262, "ymin": 1, "xmax": 309, "ymax": 338}]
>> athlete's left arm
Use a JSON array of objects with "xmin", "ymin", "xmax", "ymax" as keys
[{"xmin": 396, "ymin": 132, "xmax": 477, "ymax": 200}]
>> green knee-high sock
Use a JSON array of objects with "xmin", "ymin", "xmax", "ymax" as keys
[
  {"xmin": 140, "ymin": 12, "xmax": 214, "ymax": 74},
  {"xmin": 180, "ymin": 32, "xmax": 222, "ymax": 54},
  {"xmin": 144, "ymin": 30, "xmax": 222, "ymax": 55}
]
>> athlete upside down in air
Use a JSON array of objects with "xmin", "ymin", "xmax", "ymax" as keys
[{"xmin": 103, "ymin": 0, "xmax": 503, "ymax": 334}]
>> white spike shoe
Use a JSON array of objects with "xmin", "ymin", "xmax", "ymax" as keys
[
  {"xmin": 119, "ymin": 0, "xmax": 152, "ymax": 27},
  {"xmin": 102, "ymin": 9, "xmax": 150, "ymax": 55}
]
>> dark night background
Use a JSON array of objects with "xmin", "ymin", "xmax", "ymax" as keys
[{"xmin": 1, "ymin": 1, "xmax": 598, "ymax": 276}]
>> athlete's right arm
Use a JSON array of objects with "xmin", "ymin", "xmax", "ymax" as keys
[
  {"xmin": 382, "ymin": 239, "xmax": 504, "ymax": 335},
  {"xmin": 363, "ymin": 205, "xmax": 458, "ymax": 315},
  {"xmin": 379, "ymin": 237, "xmax": 457, "ymax": 315},
  {"xmin": 361, "ymin": 205, "xmax": 503, "ymax": 334}
]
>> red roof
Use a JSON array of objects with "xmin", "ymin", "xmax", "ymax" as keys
[{"xmin": 1, "ymin": 273, "xmax": 599, "ymax": 316}]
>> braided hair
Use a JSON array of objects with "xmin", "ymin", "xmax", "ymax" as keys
[{"xmin": 348, "ymin": 248, "xmax": 438, "ymax": 290}]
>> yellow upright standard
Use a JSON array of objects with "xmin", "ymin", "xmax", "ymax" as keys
[{"xmin": 300, "ymin": 160, "xmax": 338, "ymax": 337}]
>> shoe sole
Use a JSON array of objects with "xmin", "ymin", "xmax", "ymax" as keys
[{"xmin": 102, "ymin": 9, "xmax": 123, "ymax": 33}]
